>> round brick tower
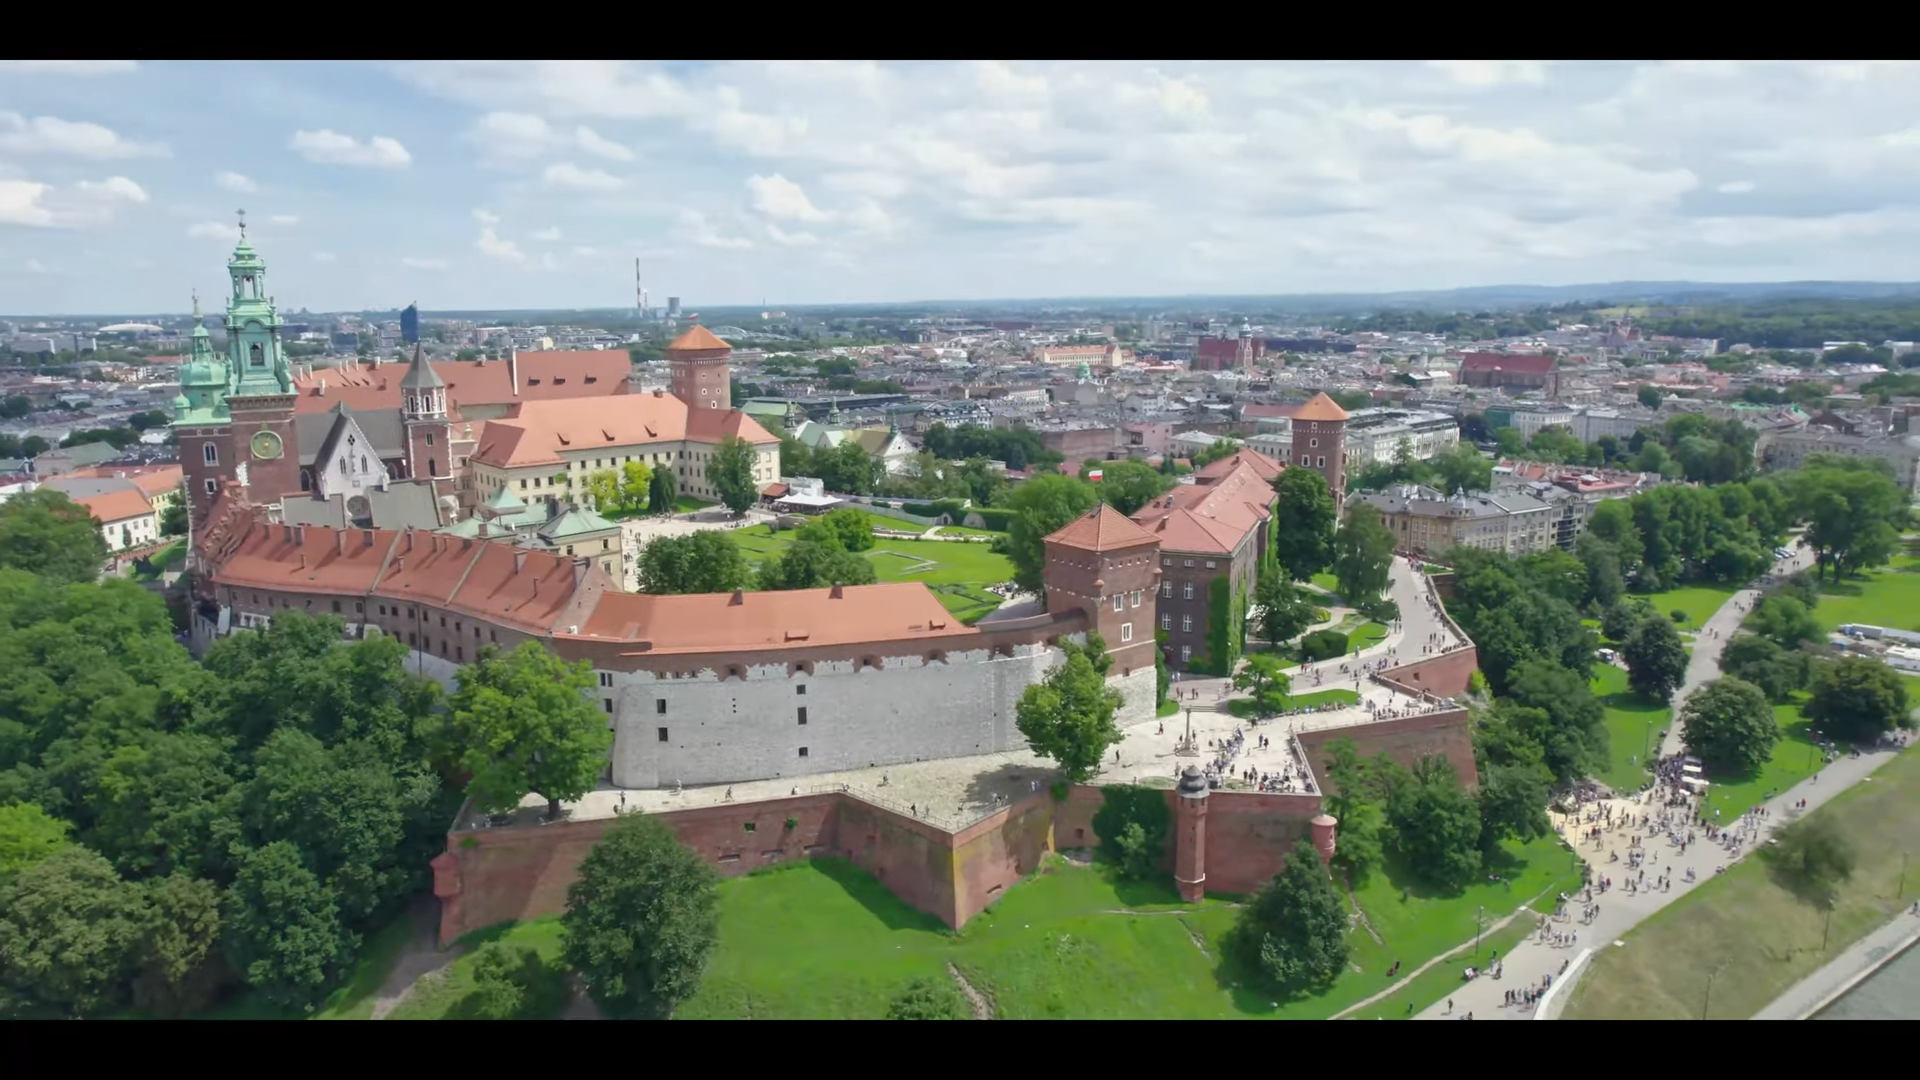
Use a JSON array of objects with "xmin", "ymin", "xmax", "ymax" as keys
[
  {"xmin": 1310, "ymin": 813, "xmax": 1339, "ymax": 865},
  {"xmin": 1174, "ymin": 765, "xmax": 1211, "ymax": 902}
]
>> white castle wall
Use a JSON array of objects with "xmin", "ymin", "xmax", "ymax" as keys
[{"xmin": 1111, "ymin": 664, "xmax": 1159, "ymax": 729}]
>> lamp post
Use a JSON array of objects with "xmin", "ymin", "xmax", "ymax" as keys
[
  {"xmin": 1474, "ymin": 904, "xmax": 1488, "ymax": 959},
  {"xmin": 1899, "ymin": 853, "xmax": 1909, "ymax": 901},
  {"xmin": 1821, "ymin": 900, "xmax": 1835, "ymax": 953},
  {"xmin": 1702, "ymin": 962, "xmax": 1728, "ymax": 1020}
]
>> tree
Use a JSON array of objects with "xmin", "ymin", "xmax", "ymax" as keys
[
  {"xmin": 448, "ymin": 642, "xmax": 614, "ymax": 821},
  {"xmin": 224, "ymin": 841, "xmax": 358, "ymax": 1011},
  {"xmin": 561, "ymin": 814, "xmax": 720, "ymax": 1020},
  {"xmin": 1751, "ymin": 595, "xmax": 1820, "ymax": 650},
  {"xmin": 1004, "ymin": 474, "xmax": 1100, "ymax": 597},
  {"xmin": 1762, "ymin": 815, "xmax": 1856, "ymax": 905},
  {"xmin": 887, "ymin": 976, "xmax": 965, "ymax": 1019},
  {"xmin": 1232, "ymin": 653, "xmax": 1293, "ymax": 720},
  {"xmin": 0, "ymin": 846, "xmax": 145, "ymax": 1017},
  {"xmin": 1085, "ymin": 459, "xmax": 1171, "ymax": 516},
  {"xmin": 636, "ymin": 531, "xmax": 751, "ymax": 594},
  {"xmin": 132, "ymin": 871, "xmax": 223, "ymax": 1018},
  {"xmin": 1272, "ymin": 468, "xmax": 1337, "ymax": 581},
  {"xmin": 1680, "ymin": 677, "xmax": 1779, "ymax": 775},
  {"xmin": 1476, "ymin": 761, "xmax": 1553, "ymax": 851},
  {"xmin": 1230, "ymin": 840, "xmax": 1350, "ymax": 992},
  {"xmin": 707, "ymin": 435, "xmax": 759, "ymax": 514},
  {"xmin": 583, "ymin": 469, "xmax": 622, "ymax": 514},
  {"xmin": 159, "ymin": 500, "xmax": 188, "ymax": 538},
  {"xmin": 1637, "ymin": 385, "xmax": 1663, "ymax": 410},
  {"xmin": 467, "ymin": 940, "xmax": 562, "ymax": 1020},
  {"xmin": 1720, "ymin": 634, "xmax": 1807, "ymax": 702},
  {"xmin": 756, "ymin": 540, "xmax": 878, "ymax": 591},
  {"xmin": 798, "ymin": 507, "xmax": 874, "ymax": 552},
  {"xmin": 647, "ymin": 467, "xmax": 678, "ymax": 515},
  {"xmin": 1623, "ymin": 614, "xmax": 1688, "ymax": 703},
  {"xmin": 1575, "ymin": 533, "xmax": 1624, "ymax": 609},
  {"xmin": 1431, "ymin": 442, "xmax": 1493, "ymax": 495},
  {"xmin": 0, "ymin": 488, "xmax": 108, "ymax": 585},
  {"xmin": 1015, "ymin": 639, "xmax": 1123, "ymax": 783},
  {"xmin": 1388, "ymin": 756, "xmax": 1482, "ymax": 891},
  {"xmin": 1332, "ymin": 502, "xmax": 1396, "ymax": 609},
  {"xmin": 1253, "ymin": 571, "xmax": 1314, "ymax": 651},
  {"xmin": 1502, "ymin": 660, "xmax": 1610, "ymax": 785},
  {"xmin": 1805, "ymin": 655, "xmax": 1910, "ymax": 743},
  {"xmin": 0, "ymin": 803, "xmax": 70, "ymax": 877},
  {"xmin": 1318, "ymin": 740, "xmax": 1397, "ymax": 883}
]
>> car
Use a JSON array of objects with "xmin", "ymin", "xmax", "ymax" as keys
[{"xmin": 1775, "ymin": 547, "xmax": 1793, "ymax": 560}]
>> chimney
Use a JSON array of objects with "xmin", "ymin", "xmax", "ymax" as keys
[
  {"xmin": 298, "ymin": 553, "xmax": 307, "ymax": 569},
  {"xmin": 363, "ymin": 529, "xmax": 375, "ymax": 547},
  {"xmin": 509, "ymin": 348, "xmax": 520, "ymax": 396},
  {"xmin": 318, "ymin": 378, "xmax": 327, "ymax": 395},
  {"xmin": 513, "ymin": 550, "xmax": 528, "ymax": 574},
  {"xmin": 729, "ymin": 589, "xmax": 744, "ymax": 605},
  {"xmin": 532, "ymin": 577, "xmax": 540, "ymax": 597},
  {"xmin": 652, "ymin": 388, "xmax": 663, "ymax": 398},
  {"xmin": 395, "ymin": 556, "xmax": 405, "ymax": 573},
  {"xmin": 477, "ymin": 520, "xmax": 489, "ymax": 539},
  {"xmin": 404, "ymin": 528, "xmax": 415, "ymax": 552},
  {"xmin": 829, "ymin": 583, "xmax": 844, "ymax": 599},
  {"xmin": 573, "ymin": 557, "xmax": 588, "ymax": 588},
  {"xmin": 336, "ymin": 530, "xmax": 348, "ymax": 555}
]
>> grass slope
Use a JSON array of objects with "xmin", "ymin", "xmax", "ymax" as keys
[{"xmin": 1562, "ymin": 747, "xmax": 1920, "ymax": 1020}]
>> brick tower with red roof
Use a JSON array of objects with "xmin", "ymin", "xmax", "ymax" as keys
[
  {"xmin": 667, "ymin": 325, "xmax": 733, "ymax": 411},
  {"xmin": 1289, "ymin": 392, "xmax": 1350, "ymax": 504},
  {"xmin": 1042, "ymin": 504, "xmax": 1162, "ymax": 678}
]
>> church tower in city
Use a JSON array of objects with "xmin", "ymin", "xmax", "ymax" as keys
[
  {"xmin": 220, "ymin": 215, "xmax": 302, "ymax": 510},
  {"xmin": 174, "ymin": 293, "xmax": 234, "ymax": 527},
  {"xmin": 400, "ymin": 342, "xmax": 451, "ymax": 490}
]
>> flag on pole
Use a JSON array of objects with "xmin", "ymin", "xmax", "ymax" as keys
[{"xmin": 1088, "ymin": 468, "xmax": 1104, "ymax": 482}]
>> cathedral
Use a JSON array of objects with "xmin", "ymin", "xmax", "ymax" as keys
[{"xmin": 171, "ymin": 230, "xmax": 761, "ymax": 538}]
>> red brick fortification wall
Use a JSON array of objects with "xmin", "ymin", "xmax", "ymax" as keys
[
  {"xmin": 832, "ymin": 798, "xmax": 963, "ymax": 927},
  {"xmin": 1298, "ymin": 709, "xmax": 1480, "ymax": 792},
  {"xmin": 1052, "ymin": 785, "xmax": 1107, "ymax": 851},
  {"xmin": 1200, "ymin": 790, "xmax": 1323, "ymax": 896},
  {"xmin": 434, "ymin": 794, "xmax": 842, "ymax": 946},
  {"xmin": 950, "ymin": 792, "xmax": 1059, "ymax": 922},
  {"xmin": 1378, "ymin": 647, "xmax": 1479, "ymax": 699}
]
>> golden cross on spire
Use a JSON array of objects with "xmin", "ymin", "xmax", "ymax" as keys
[{"xmin": 236, "ymin": 208, "xmax": 247, "ymax": 237}]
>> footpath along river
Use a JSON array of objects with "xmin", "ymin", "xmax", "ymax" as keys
[{"xmin": 1814, "ymin": 938, "xmax": 1920, "ymax": 1020}]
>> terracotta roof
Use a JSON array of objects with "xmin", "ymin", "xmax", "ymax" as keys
[
  {"xmin": 1460, "ymin": 352, "xmax": 1556, "ymax": 375},
  {"xmin": 75, "ymin": 487, "xmax": 153, "ymax": 525},
  {"xmin": 567, "ymin": 583, "xmax": 975, "ymax": 654},
  {"xmin": 1129, "ymin": 461, "xmax": 1276, "ymax": 556},
  {"xmin": 1292, "ymin": 392, "xmax": 1350, "ymax": 422},
  {"xmin": 667, "ymin": 326, "xmax": 731, "ymax": 352},
  {"xmin": 473, "ymin": 393, "xmax": 777, "ymax": 469},
  {"xmin": 1195, "ymin": 448, "xmax": 1285, "ymax": 484},
  {"xmin": 1045, "ymin": 504, "xmax": 1160, "ymax": 553},
  {"xmin": 66, "ymin": 463, "xmax": 182, "ymax": 500},
  {"xmin": 290, "ymin": 351, "xmax": 629, "ymax": 416}
]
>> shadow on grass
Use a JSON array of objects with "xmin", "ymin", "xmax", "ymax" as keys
[{"xmin": 808, "ymin": 857, "xmax": 953, "ymax": 934}]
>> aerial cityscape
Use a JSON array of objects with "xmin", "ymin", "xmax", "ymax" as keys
[{"xmin": 2, "ymin": 59, "xmax": 1918, "ymax": 1022}]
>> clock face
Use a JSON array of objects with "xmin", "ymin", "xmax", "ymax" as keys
[{"xmin": 250, "ymin": 430, "xmax": 283, "ymax": 460}]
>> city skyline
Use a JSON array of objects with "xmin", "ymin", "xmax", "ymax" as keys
[{"xmin": 8, "ymin": 60, "xmax": 1920, "ymax": 314}]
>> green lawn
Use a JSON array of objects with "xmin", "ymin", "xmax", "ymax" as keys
[
  {"xmin": 1227, "ymin": 689, "xmax": 1359, "ymax": 719},
  {"xmin": 1698, "ymin": 699, "xmax": 1822, "ymax": 821},
  {"xmin": 1811, "ymin": 558, "xmax": 1920, "ymax": 634},
  {"xmin": 674, "ymin": 836, "xmax": 1580, "ymax": 1020},
  {"xmin": 384, "ymin": 918, "xmax": 569, "ymax": 1021},
  {"xmin": 1629, "ymin": 582, "xmax": 1740, "ymax": 629},
  {"xmin": 927, "ymin": 583, "xmax": 1003, "ymax": 625},
  {"xmin": 672, "ymin": 496, "xmax": 717, "ymax": 512},
  {"xmin": 130, "ymin": 539, "xmax": 185, "ymax": 581},
  {"xmin": 1563, "ymin": 746, "xmax": 1920, "ymax": 1020},
  {"xmin": 1592, "ymin": 665, "xmax": 1666, "ymax": 794},
  {"xmin": 728, "ymin": 524, "xmax": 1017, "ymax": 593},
  {"xmin": 1309, "ymin": 573, "xmax": 1342, "ymax": 598},
  {"xmin": 936, "ymin": 524, "xmax": 1005, "ymax": 538}
]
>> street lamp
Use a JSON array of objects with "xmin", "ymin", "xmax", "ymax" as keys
[
  {"xmin": 1821, "ymin": 899, "xmax": 1835, "ymax": 953},
  {"xmin": 1474, "ymin": 904, "xmax": 1488, "ymax": 959},
  {"xmin": 1701, "ymin": 962, "xmax": 1729, "ymax": 1020}
]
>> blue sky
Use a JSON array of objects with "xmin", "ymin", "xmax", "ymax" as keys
[{"xmin": 7, "ymin": 60, "xmax": 1920, "ymax": 315}]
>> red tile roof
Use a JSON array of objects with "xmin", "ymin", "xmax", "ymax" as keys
[
  {"xmin": 1045, "ymin": 504, "xmax": 1160, "ymax": 553},
  {"xmin": 1460, "ymin": 352, "xmax": 1556, "ymax": 375},
  {"xmin": 1291, "ymin": 392, "xmax": 1350, "ymax": 422},
  {"xmin": 1195, "ymin": 448, "xmax": 1285, "ymax": 484},
  {"xmin": 473, "ymin": 394, "xmax": 776, "ymax": 468},
  {"xmin": 568, "ymin": 583, "xmax": 974, "ymax": 654},
  {"xmin": 290, "ymin": 351, "xmax": 630, "ymax": 416},
  {"xmin": 1129, "ymin": 460, "xmax": 1276, "ymax": 556},
  {"xmin": 667, "ymin": 326, "xmax": 731, "ymax": 352},
  {"xmin": 75, "ymin": 487, "xmax": 153, "ymax": 525}
]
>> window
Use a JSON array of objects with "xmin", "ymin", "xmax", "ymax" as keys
[
  {"xmin": 1310, "ymin": 438, "xmax": 1319, "ymax": 448},
  {"xmin": 1182, "ymin": 583, "xmax": 1194, "ymax": 600},
  {"xmin": 249, "ymin": 342, "xmax": 264, "ymax": 367},
  {"xmin": 1317, "ymin": 456, "xmax": 1326, "ymax": 467},
  {"xmin": 1205, "ymin": 560, "xmax": 1216, "ymax": 570},
  {"xmin": 1183, "ymin": 559, "xmax": 1194, "ymax": 567},
  {"xmin": 338, "ymin": 458, "xmax": 347, "ymax": 476},
  {"xmin": 656, "ymin": 699, "xmax": 667, "ymax": 715},
  {"xmin": 795, "ymin": 684, "xmax": 806, "ymax": 696},
  {"xmin": 1160, "ymin": 614, "xmax": 1171, "ymax": 631},
  {"xmin": 426, "ymin": 431, "xmax": 435, "ymax": 446},
  {"xmin": 1180, "ymin": 646, "xmax": 1191, "ymax": 663},
  {"xmin": 1163, "ymin": 558, "xmax": 1172, "ymax": 567},
  {"xmin": 798, "ymin": 747, "xmax": 809, "ymax": 758},
  {"xmin": 1112, "ymin": 594, "xmax": 1124, "ymax": 613},
  {"xmin": 204, "ymin": 478, "xmax": 218, "ymax": 495},
  {"xmin": 797, "ymin": 707, "xmax": 808, "ymax": 725},
  {"xmin": 429, "ymin": 458, "xmax": 438, "ymax": 476},
  {"xmin": 657, "ymin": 727, "xmax": 669, "ymax": 742},
  {"xmin": 1131, "ymin": 590, "xmax": 1142, "ymax": 607},
  {"xmin": 1120, "ymin": 623, "xmax": 1133, "ymax": 643},
  {"xmin": 603, "ymin": 699, "xmax": 612, "ymax": 714},
  {"xmin": 203, "ymin": 442, "xmax": 218, "ymax": 465},
  {"xmin": 599, "ymin": 672, "xmax": 613, "ymax": 688},
  {"xmin": 330, "ymin": 600, "xmax": 341, "ymax": 613},
  {"xmin": 1182, "ymin": 615, "xmax": 1193, "ymax": 632},
  {"xmin": 1161, "ymin": 582, "xmax": 1172, "ymax": 598}
]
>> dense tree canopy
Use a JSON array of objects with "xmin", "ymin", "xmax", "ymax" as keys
[
  {"xmin": 1623, "ymin": 614, "xmax": 1689, "ymax": 703},
  {"xmin": 1004, "ymin": 474, "xmax": 1099, "ymax": 598},
  {"xmin": 1231, "ymin": 840, "xmax": 1350, "ymax": 992},
  {"xmin": 1082, "ymin": 458, "xmax": 1172, "ymax": 517},
  {"xmin": 1680, "ymin": 677, "xmax": 1779, "ymax": 775},
  {"xmin": 636, "ymin": 531, "xmax": 752, "ymax": 594},
  {"xmin": 447, "ymin": 642, "xmax": 614, "ymax": 821},
  {"xmin": 1805, "ymin": 655, "xmax": 1911, "ymax": 743},
  {"xmin": 1015, "ymin": 638, "xmax": 1122, "ymax": 784},
  {"xmin": 561, "ymin": 814, "xmax": 719, "ymax": 1020},
  {"xmin": 1332, "ymin": 502, "xmax": 1396, "ymax": 612},
  {"xmin": 1272, "ymin": 469, "xmax": 1336, "ymax": 582},
  {"xmin": 0, "ymin": 489, "xmax": 108, "ymax": 586},
  {"xmin": 707, "ymin": 435, "xmax": 760, "ymax": 514},
  {"xmin": 1785, "ymin": 457, "xmax": 1905, "ymax": 583}
]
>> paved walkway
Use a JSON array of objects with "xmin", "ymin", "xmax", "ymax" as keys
[
  {"xmin": 1414, "ymin": 544, "xmax": 1896, "ymax": 1021},
  {"xmin": 1753, "ymin": 906, "xmax": 1920, "ymax": 1019}
]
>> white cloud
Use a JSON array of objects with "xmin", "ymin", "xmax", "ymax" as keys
[
  {"xmin": 216, "ymin": 170, "xmax": 258, "ymax": 193},
  {"xmin": 401, "ymin": 257, "xmax": 449, "ymax": 270},
  {"xmin": 575, "ymin": 125, "xmax": 634, "ymax": 161},
  {"xmin": 476, "ymin": 227, "xmax": 526, "ymax": 262},
  {"xmin": 313, "ymin": 252, "xmax": 337, "ymax": 263},
  {"xmin": 1427, "ymin": 60, "xmax": 1550, "ymax": 87},
  {"xmin": 572, "ymin": 245, "xmax": 600, "ymax": 257},
  {"xmin": 290, "ymin": 129, "xmax": 411, "ymax": 168},
  {"xmin": 270, "ymin": 214, "xmax": 299, "ymax": 225},
  {"xmin": 0, "ymin": 181, "xmax": 58, "ymax": 227},
  {"xmin": 469, "ymin": 111, "xmax": 554, "ymax": 160},
  {"xmin": 747, "ymin": 173, "xmax": 830, "ymax": 222},
  {"xmin": 766, "ymin": 224, "xmax": 818, "ymax": 246},
  {"xmin": 0, "ymin": 112, "xmax": 168, "ymax": 158},
  {"xmin": 188, "ymin": 221, "xmax": 240, "ymax": 242},
  {"xmin": 1718, "ymin": 180, "xmax": 1757, "ymax": 194},
  {"xmin": 0, "ymin": 61, "xmax": 137, "ymax": 75},
  {"xmin": 73, "ymin": 176, "xmax": 148, "ymax": 203},
  {"xmin": 678, "ymin": 209, "xmax": 753, "ymax": 250},
  {"xmin": 25, "ymin": 259, "xmax": 49, "ymax": 273},
  {"xmin": 543, "ymin": 162, "xmax": 623, "ymax": 191},
  {"xmin": 1, "ymin": 175, "xmax": 148, "ymax": 228},
  {"xmin": 472, "ymin": 208, "xmax": 501, "ymax": 225},
  {"xmin": 531, "ymin": 226, "xmax": 562, "ymax": 241}
]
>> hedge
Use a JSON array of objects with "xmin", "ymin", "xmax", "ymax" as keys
[
  {"xmin": 1299, "ymin": 628, "xmax": 1348, "ymax": 663},
  {"xmin": 968, "ymin": 507, "xmax": 1017, "ymax": 531}
]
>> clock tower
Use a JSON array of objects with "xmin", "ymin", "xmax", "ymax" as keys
[{"xmin": 221, "ymin": 213, "xmax": 301, "ymax": 508}]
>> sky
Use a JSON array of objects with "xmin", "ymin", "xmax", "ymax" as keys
[{"xmin": 7, "ymin": 59, "xmax": 1920, "ymax": 315}]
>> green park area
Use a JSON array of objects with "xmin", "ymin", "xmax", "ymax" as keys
[
  {"xmin": 1562, "ymin": 746, "xmax": 1920, "ymax": 1020},
  {"xmin": 1592, "ymin": 665, "xmax": 1666, "ymax": 794},
  {"xmin": 129, "ymin": 539, "xmax": 185, "ymax": 582},
  {"xmin": 728, "ymin": 513, "xmax": 1015, "ymax": 623},
  {"xmin": 1810, "ymin": 555, "xmax": 1920, "ymax": 633},
  {"xmin": 359, "ymin": 837, "xmax": 1581, "ymax": 1020},
  {"xmin": 1227, "ymin": 688, "xmax": 1360, "ymax": 720},
  {"xmin": 1628, "ymin": 582, "xmax": 1740, "ymax": 630}
]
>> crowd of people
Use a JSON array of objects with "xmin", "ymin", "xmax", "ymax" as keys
[{"xmin": 1196, "ymin": 725, "xmax": 1317, "ymax": 795}]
